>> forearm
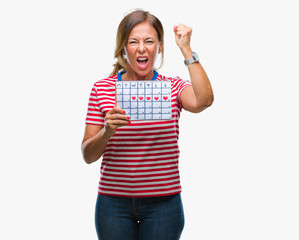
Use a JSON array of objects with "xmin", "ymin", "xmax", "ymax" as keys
[
  {"xmin": 81, "ymin": 127, "xmax": 113, "ymax": 164},
  {"xmin": 182, "ymin": 47, "xmax": 214, "ymax": 107}
]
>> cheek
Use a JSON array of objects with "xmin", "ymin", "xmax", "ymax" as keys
[
  {"xmin": 150, "ymin": 48, "xmax": 159, "ymax": 60},
  {"xmin": 146, "ymin": 45, "xmax": 157, "ymax": 54},
  {"xmin": 125, "ymin": 46, "xmax": 136, "ymax": 55}
]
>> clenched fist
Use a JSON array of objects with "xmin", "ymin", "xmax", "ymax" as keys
[{"xmin": 173, "ymin": 24, "xmax": 192, "ymax": 51}]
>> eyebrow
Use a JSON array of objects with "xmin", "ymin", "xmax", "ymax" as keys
[
  {"xmin": 128, "ymin": 38, "xmax": 138, "ymax": 41},
  {"xmin": 128, "ymin": 37, "xmax": 155, "ymax": 41}
]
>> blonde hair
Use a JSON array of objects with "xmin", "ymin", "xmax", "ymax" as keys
[{"xmin": 110, "ymin": 9, "xmax": 164, "ymax": 76}]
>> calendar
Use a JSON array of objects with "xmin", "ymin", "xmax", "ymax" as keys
[{"xmin": 115, "ymin": 81, "xmax": 172, "ymax": 120}]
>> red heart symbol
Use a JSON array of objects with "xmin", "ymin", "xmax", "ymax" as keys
[
  {"xmin": 163, "ymin": 96, "xmax": 168, "ymax": 100},
  {"xmin": 139, "ymin": 96, "xmax": 144, "ymax": 100},
  {"xmin": 154, "ymin": 97, "xmax": 159, "ymax": 101},
  {"xmin": 132, "ymin": 96, "xmax": 136, "ymax": 100},
  {"xmin": 146, "ymin": 96, "xmax": 151, "ymax": 100}
]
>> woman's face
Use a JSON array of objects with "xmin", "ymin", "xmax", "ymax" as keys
[{"xmin": 124, "ymin": 21, "xmax": 161, "ymax": 77}]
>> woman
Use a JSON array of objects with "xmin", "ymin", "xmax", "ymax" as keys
[{"xmin": 82, "ymin": 9, "xmax": 213, "ymax": 240}]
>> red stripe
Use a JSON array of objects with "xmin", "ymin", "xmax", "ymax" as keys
[
  {"xmin": 98, "ymin": 94, "xmax": 115, "ymax": 98},
  {"xmin": 108, "ymin": 136, "xmax": 178, "ymax": 142},
  {"xmin": 128, "ymin": 120, "xmax": 174, "ymax": 126},
  {"xmin": 88, "ymin": 107, "xmax": 100, "ymax": 112},
  {"xmin": 105, "ymin": 161, "xmax": 178, "ymax": 169},
  {"xmin": 116, "ymin": 125, "xmax": 176, "ymax": 132},
  {"xmin": 100, "ymin": 175, "xmax": 179, "ymax": 184},
  {"xmin": 101, "ymin": 170, "xmax": 180, "ymax": 179},
  {"xmin": 103, "ymin": 150, "xmax": 179, "ymax": 158},
  {"xmin": 98, "ymin": 101, "xmax": 115, "ymax": 106},
  {"xmin": 102, "ymin": 156, "xmax": 179, "ymax": 163},
  {"xmin": 86, "ymin": 118, "xmax": 104, "ymax": 123},
  {"xmin": 101, "ymin": 166, "xmax": 178, "ymax": 174},
  {"xmin": 86, "ymin": 113, "xmax": 102, "ymax": 117},
  {"xmin": 94, "ymin": 83, "xmax": 115, "ymax": 88},
  {"xmin": 113, "ymin": 130, "xmax": 176, "ymax": 137},
  {"xmin": 98, "ymin": 186, "xmax": 181, "ymax": 194},
  {"xmin": 105, "ymin": 146, "xmax": 177, "ymax": 153},
  {"xmin": 100, "ymin": 181, "xmax": 180, "ymax": 189},
  {"xmin": 106, "ymin": 140, "xmax": 178, "ymax": 148},
  {"xmin": 88, "ymin": 97, "xmax": 99, "ymax": 103}
]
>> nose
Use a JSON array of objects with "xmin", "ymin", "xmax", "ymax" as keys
[{"xmin": 138, "ymin": 42, "xmax": 146, "ymax": 53}]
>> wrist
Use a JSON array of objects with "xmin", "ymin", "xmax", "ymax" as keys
[
  {"xmin": 180, "ymin": 46, "xmax": 193, "ymax": 60},
  {"xmin": 102, "ymin": 126, "xmax": 115, "ymax": 140},
  {"xmin": 184, "ymin": 51, "xmax": 200, "ymax": 66}
]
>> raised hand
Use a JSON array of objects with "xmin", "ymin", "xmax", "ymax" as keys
[{"xmin": 173, "ymin": 24, "xmax": 192, "ymax": 52}]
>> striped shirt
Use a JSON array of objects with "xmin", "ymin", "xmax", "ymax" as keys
[{"xmin": 85, "ymin": 72, "xmax": 192, "ymax": 197}]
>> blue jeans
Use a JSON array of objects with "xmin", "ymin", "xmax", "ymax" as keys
[{"xmin": 95, "ymin": 193, "xmax": 185, "ymax": 240}]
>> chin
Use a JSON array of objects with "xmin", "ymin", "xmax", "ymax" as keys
[{"xmin": 134, "ymin": 67, "xmax": 152, "ymax": 76}]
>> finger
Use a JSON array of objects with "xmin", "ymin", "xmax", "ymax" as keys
[
  {"xmin": 177, "ymin": 24, "xmax": 190, "ymax": 29},
  {"xmin": 105, "ymin": 114, "xmax": 130, "ymax": 123},
  {"xmin": 174, "ymin": 25, "xmax": 188, "ymax": 36},
  {"xmin": 176, "ymin": 28, "xmax": 190, "ymax": 34},
  {"xmin": 106, "ymin": 120, "xmax": 131, "ymax": 130},
  {"xmin": 176, "ymin": 24, "xmax": 192, "ymax": 33},
  {"xmin": 173, "ymin": 25, "xmax": 178, "ymax": 33},
  {"xmin": 175, "ymin": 27, "xmax": 187, "ymax": 35},
  {"xmin": 106, "ymin": 119, "xmax": 130, "ymax": 126},
  {"xmin": 176, "ymin": 24, "xmax": 186, "ymax": 32},
  {"xmin": 109, "ymin": 106, "xmax": 126, "ymax": 115}
]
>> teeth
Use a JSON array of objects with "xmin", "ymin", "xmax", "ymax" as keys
[{"xmin": 138, "ymin": 57, "xmax": 147, "ymax": 61}]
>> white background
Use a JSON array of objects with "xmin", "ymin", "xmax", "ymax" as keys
[{"xmin": 1, "ymin": 0, "xmax": 298, "ymax": 239}]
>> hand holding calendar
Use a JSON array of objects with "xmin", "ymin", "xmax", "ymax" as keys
[{"xmin": 104, "ymin": 107, "xmax": 131, "ymax": 135}]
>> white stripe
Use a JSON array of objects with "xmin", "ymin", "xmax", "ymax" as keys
[
  {"xmin": 95, "ymin": 81, "xmax": 116, "ymax": 86},
  {"xmin": 99, "ymin": 103, "xmax": 115, "ymax": 108},
  {"xmin": 104, "ymin": 159, "xmax": 178, "ymax": 166},
  {"xmin": 88, "ymin": 100, "xmax": 98, "ymax": 105},
  {"xmin": 86, "ymin": 120, "xmax": 103, "ymax": 124},
  {"xmin": 122, "ymin": 123, "xmax": 175, "ymax": 129},
  {"xmin": 103, "ymin": 153, "xmax": 179, "ymax": 160},
  {"xmin": 107, "ymin": 139, "xmax": 177, "ymax": 145},
  {"xmin": 86, "ymin": 116, "xmax": 103, "ymax": 121},
  {"xmin": 97, "ymin": 98, "xmax": 114, "ymax": 102},
  {"xmin": 115, "ymin": 128, "xmax": 174, "ymax": 134},
  {"xmin": 100, "ymin": 178, "xmax": 179, "ymax": 186},
  {"xmin": 109, "ymin": 133, "xmax": 176, "ymax": 140},
  {"xmin": 99, "ymin": 99, "xmax": 115, "ymax": 103},
  {"xmin": 87, "ymin": 110, "xmax": 101, "ymax": 114},
  {"xmin": 105, "ymin": 163, "xmax": 178, "ymax": 171},
  {"xmin": 101, "ymin": 173, "xmax": 180, "ymax": 182},
  {"xmin": 102, "ymin": 168, "xmax": 178, "ymax": 176},
  {"xmin": 104, "ymin": 149, "xmax": 179, "ymax": 155},
  {"xmin": 105, "ymin": 143, "xmax": 177, "ymax": 150}
]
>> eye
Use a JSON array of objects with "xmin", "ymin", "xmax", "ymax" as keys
[{"xmin": 128, "ymin": 40, "xmax": 138, "ymax": 45}]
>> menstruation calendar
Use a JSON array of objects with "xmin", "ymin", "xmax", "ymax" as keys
[{"xmin": 116, "ymin": 81, "xmax": 172, "ymax": 120}]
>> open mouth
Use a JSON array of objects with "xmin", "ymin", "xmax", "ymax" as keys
[{"xmin": 136, "ymin": 56, "xmax": 149, "ymax": 69}]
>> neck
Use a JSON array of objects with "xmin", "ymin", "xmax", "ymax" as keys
[{"xmin": 122, "ymin": 70, "xmax": 155, "ymax": 81}]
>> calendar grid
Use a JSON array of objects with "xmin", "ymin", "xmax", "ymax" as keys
[{"xmin": 116, "ymin": 81, "xmax": 172, "ymax": 120}]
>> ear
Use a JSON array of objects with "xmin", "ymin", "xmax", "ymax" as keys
[{"xmin": 158, "ymin": 42, "xmax": 162, "ymax": 54}]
